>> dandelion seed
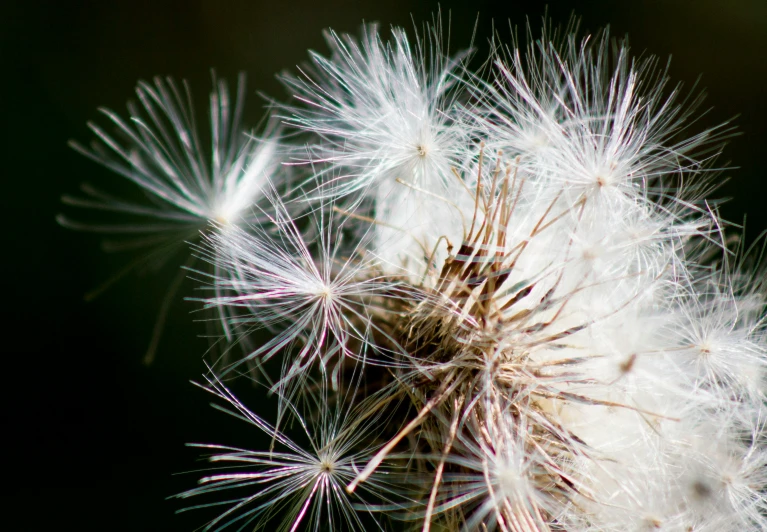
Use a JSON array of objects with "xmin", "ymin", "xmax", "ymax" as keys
[
  {"xmin": 60, "ymin": 73, "xmax": 281, "ymax": 361},
  {"xmin": 191, "ymin": 181, "xmax": 413, "ymax": 403},
  {"xmin": 281, "ymin": 19, "xmax": 474, "ymax": 273},
  {"xmin": 470, "ymin": 23, "xmax": 732, "ymax": 232},
  {"xmin": 177, "ymin": 373, "xmax": 409, "ymax": 531}
]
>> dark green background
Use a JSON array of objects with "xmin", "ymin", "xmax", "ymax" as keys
[{"xmin": 4, "ymin": 0, "xmax": 766, "ymax": 529}]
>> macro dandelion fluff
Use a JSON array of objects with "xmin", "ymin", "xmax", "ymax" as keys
[
  {"xmin": 280, "ymin": 20, "xmax": 474, "ymax": 274},
  {"xmin": 60, "ymin": 73, "xmax": 281, "ymax": 361},
  {"xmin": 177, "ymin": 372, "xmax": 410, "ymax": 531},
  {"xmin": 189, "ymin": 182, "xmax": 413, "ymax": 399},
  {"xmin": 62, "ymin": 14, "xmax": 767, "ymax": 532}
]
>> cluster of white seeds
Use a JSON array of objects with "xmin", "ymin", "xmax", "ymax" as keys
[{"xmin": 63, "ymin": 18, "xmax": 766, "ymax": 532}]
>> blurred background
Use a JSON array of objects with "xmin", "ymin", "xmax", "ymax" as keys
[{"xmin": 3, "ymin": 0, "xmax": 766, "ymax": 529}]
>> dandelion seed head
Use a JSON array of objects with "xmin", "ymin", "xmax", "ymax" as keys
[{"xmin": 58, "ymin": 13, "xmax": 766, "ymax": 532}]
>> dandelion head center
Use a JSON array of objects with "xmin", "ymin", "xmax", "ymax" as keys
[
  {"xmin": 211, "ymin": 198, "xmax": 245, "ymax": 226},
  {"xmin": 315, "ymin": 283, "xmax": 334, "ymax": 301},
  {"xmin": 214, "ymin": 213, "xmax": 232, "ymax": 226},
  {"xmin": 595, "ymin": 173, "xmax": 612, "ymax": 187},
  {"xmin": 319, "ymin": 459, "xmax": 335, "ymax": 474},
  {"xmin": 697, "ymin": 340, "xmax": 714, "ymax": 356}
]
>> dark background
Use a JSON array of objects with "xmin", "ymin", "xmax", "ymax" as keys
[{"xmin": 3, "ymin": 0, "xmax": 766, "ymax": 529}]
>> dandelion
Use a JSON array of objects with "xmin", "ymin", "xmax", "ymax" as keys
[
  {"xmin": 660, "ymin": 235, "xmax": 767, "ymax": 403},
  {"xmin": 60, "ymin": 73, "xmax": 281, "ymax": 361},
  {"xmin": 280, "ymin": 19, "xmax": 474, "ymax": 274},
  {"xmin": 63, "ymin": 14, "xmax": 767, "ymax": 532},
  {"xmin": 270, "ymin": 20, "xmax": 765, "ymax": 531},
  {"xmin": 176, "ymin": 372, "xmax": 408, "ymax": 532},
  {"xmin": 189, "ymin": 181, "xmax": 414, "ymax": 406}
]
